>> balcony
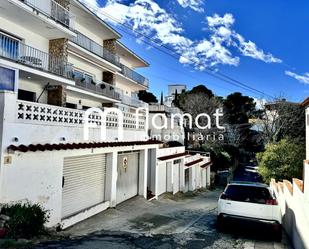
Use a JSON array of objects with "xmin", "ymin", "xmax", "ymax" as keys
[
  {"xmin": 120, "ymin": 64, "xmax": 149, "ymax": 88},
  {"xmin": 69, "ymin": 31, "xmax": 120, "ymax": 67},
  {"xmin": 69, "ymin": 32, "xmax": 149, "ymax": 87},
  {"xmin": 117, "ymin": 92, "xmax": 148, "ymax": 108},
  {"xmin": 74, "ymin": 78, "xmax": 121, "ymax": 100},
  {"xmin": 0, "ymin": 33, "xmax": 73, "ymax": 79},
  {"xmin": 19, "ymin": 0, "xmax": 75, "ymax": 30}
]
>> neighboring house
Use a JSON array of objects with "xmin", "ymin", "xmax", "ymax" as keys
[
  {"xmin": 164, "ymin": 84, "xmax": 186, "ymax": 107},
  {"xmin": 148, "ymin": 104, "xmax": 185, "ymax": 144},
  {"xmin": 0, "ymin": 0, "xmax": 211, "ymax": 229}
]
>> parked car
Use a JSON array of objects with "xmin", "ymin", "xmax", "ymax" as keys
[{"xmin": 217, "ymin": 182, "xmax": 282, "ymax": 240}]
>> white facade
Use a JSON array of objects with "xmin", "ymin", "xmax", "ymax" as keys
[
  {"xmin": 148, "ymin": 104, "xmax": 185, "ymax": 144},
  {"xmin": 164, "ymin": 84, "xmax": 186, "ymax": 107},
  {"xmin": 0, "ymin": 0, "xmax": 212, "ymax": 229}
]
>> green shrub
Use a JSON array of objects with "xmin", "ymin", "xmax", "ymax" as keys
[
  {"xmin": 1, "ymin": 202, "xmax": 50, "ymax": 239},
  {"xmin": 257, "ymin": 139, "xmax": 305, "ymax": 183}
]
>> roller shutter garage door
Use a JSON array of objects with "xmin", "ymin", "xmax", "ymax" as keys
[
  {"xmin": 116, "ymin": 152, "xmax": 139, "ymax": 204},
  {"xmin": 62, "ymin": 154, "xmax": 106, "ymax": 219}
]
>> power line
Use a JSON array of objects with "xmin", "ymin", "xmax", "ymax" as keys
[
  {"xmin": 80, "ymin": 1, "xmax": 276, "ymax": 99},
  {"xmin": 95, "ymin": 7, "xmax": 274, "ymax": 98}
]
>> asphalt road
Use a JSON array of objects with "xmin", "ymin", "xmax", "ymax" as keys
[{"xmin": 31, "ymin": 188, "xmax": 292, "ymax": 249}]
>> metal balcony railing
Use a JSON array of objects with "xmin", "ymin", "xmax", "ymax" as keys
[
  {"xmin": 0, "ymin": 33, "xmax": 73, "ymax": 79},
  {"xmin": 74, "ymin": 78, "xmax": 121, "ymax": 100},
  {"xmin": 70, "ymin": 31, "xmax": 120, "ymax": 66},
  {"xmin": 117, "ymin": 92, "xmax": 148, "ymax": 108},
  {"xmin": 120, "ymin": 64, "xmax": 149, "ymax": 87},
  {"xmin": 20, "ymin": 0, "xmax": 75, "ymax": 29},
  {"xmin": 70, "ymin": 32, "xmax": 149, "ymax": 87}
]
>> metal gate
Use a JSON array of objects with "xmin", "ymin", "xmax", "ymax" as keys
[
  {"xmin": 62, "ymin": 154, "xmax": 106, "ymax": 219},
  {"xmin": 116, "ymin": 151, "xmax": 140, "ymax": 204}
]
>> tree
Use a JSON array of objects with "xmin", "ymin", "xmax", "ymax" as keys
[
  {"xmin": 138, "ymin": 90, "xmax": 158, "ymax": 104},
  {"xmin": 259, "ymin": 100, "xmax": 305, "ymax": 144},
  {"xmin": 173, "ymin": 84, "xmax": 214, "ymax": 109},
  {"xmin": 223, "ymin": 92, "xmax": 256, "ymax": 124},
  {"xmin": 257, "ymin": 139, "xmax": 305, "ymax": 183}
]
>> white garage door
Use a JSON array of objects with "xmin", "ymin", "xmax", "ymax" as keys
[
  {"xmin": 116, "ymin": 152, "xmax": 140, "ymax": 204},
  {"xmin": 62, "ymin": 154, "xmax": 106, "ymax": 219}
]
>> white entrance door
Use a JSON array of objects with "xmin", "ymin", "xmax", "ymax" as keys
[
  {"xmin": 62, "ymin": 154, "xmax": 106, "ymax": 219},
  {"xmin": 116, "ymin": 152, "xmax": 140, "ymax": 204}
]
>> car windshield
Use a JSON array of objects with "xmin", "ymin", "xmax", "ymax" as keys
[{"xmin": 224, "ymin": 185, "xmax": 272, "ymax": 204}]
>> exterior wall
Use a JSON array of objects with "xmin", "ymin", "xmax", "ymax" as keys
[
  {"xmin": 270, "ymin": 175, "xmax": 309, "ymax": 249},
  {"xmin": 0, "ymin": 16, "xmax": 49, "ymax": 52},
  {"xmin": 19, "ymin": 78, "xmax": 47, "ymax": 104},
  {"xmin": 74, "ymin": 22, "xmax": 103, "ymax": 45},
  {"xmin": 149, "ymin": 105, "xmax": 185, "ymax": 144},
  {"xmin": 115, "ymin": 76, "xmax": 146, "ymax": 95},
  {"xmin": 168, "ymin": 85, "xmax": 186, "ymax": 96},
  {"xmin": 68, "ymin": 54, "xmax": 103, "ymax": 81},
  {"xmin": 0, "ymin": 144, "xmax": 157, "ymax": 228}
]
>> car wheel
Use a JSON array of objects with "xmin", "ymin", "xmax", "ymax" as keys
[
  {"xmin": 217, "ymin": 215, "xmax": 225, "ymax": 231},
  {"xmin": 273, "ymin": 226, "xmax": 282, "ymax": 242}
]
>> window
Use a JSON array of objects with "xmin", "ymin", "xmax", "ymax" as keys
[
  {"xmin": 18, "ymin": 89, "xmax": 36, "ymax": 102},
  {"xmin": 0, "ymin": 31, "xmax": 20, "ymax": 60},
  {"xmin": 224, "ymin": 185, "xmax": 272, "ymax": 204},
  {"xmin": 66, "ymin": 103, "xmax": 77, "ymax": 109},
  {"xmin": 0, "ymin": 66, "xmax": 16, "ymax": 91},
  {"xmin": 174, "ymin": 159, "xmax": 181, "ymax": 164}
]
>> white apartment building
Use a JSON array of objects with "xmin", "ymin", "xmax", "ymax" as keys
[
  {"xmin": 164, "ymin": 84, "xmax": 186, "ymax": 107},
  {"xmin": 0, "ymin": 0, "xmax": 211, "ymax": 229}
]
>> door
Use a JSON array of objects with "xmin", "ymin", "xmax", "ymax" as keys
[
  {"xmin": 157, "ymin": 162, "xmax": 167, "ymax": 196},
  {"xmin": 116, "ymin": 152, "xmax": 140, "ymax": 204},
  {"xmin": 173, "ymin": 160, "xmax": 180, "ymax": 194},
  {"xmin": 62, "ymin": 154, "xmax": 106, "ymax": 219},
  {"xmin": 184, "ymin": 168, "xmax": 189, "ymax": 192}
]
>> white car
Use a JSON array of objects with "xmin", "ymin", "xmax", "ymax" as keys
[{"xmin": 217, "ymin": 182, "xmax": 282, "ymax": 240}]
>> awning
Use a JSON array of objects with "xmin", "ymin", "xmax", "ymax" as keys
[
  {"xmin": 185, "ymin": 158, "xmax": 203, "ymax": 167},
  {"xmin": 157, "ymin": 152, "xmax": 188, "ymax": 161},
  {"xmin": 8, "ymin": 140, "xmax": 163, "ymax": 153},
  {"xmin": 200, "ymin": 161, "xmax": 212, "ymax": 169}
]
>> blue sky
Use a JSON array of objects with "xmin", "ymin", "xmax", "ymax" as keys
[{"xmin": 83, "ymin": 0, "xmax": 309, "ymax": 102}]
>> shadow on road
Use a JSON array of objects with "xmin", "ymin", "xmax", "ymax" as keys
[{"xmin": 217, "ymin": 219, "xmax": 280, "ymax": 241}]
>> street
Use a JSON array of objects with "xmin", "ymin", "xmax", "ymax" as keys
[{"xmin": 33, "ymin": 189, "xmax": 292, "ymax": 249}]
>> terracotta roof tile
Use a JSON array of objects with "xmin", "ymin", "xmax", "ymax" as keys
[
  {"xmin": 8, "ymin": 140, "xmax": 163, "ymax": 153},
  {"xmin": 185, "ymin": 158, "xmax": 203, "ymax": 167}
]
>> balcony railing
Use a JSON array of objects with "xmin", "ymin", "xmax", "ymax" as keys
[
  {"xmin": 74, "ymin": 78, "xmax": 121, "ymax": 100},
  {"xmin": 120, "ymin": 64, "xmax": 149, "ymax": 87},
  {"xmin": 117, "ymin": 92, "xmax": 148, "ymax": 108},
  {"xmin": 70, "ymin": 31, "xmax": 120, "ymax": 66},
  {"xmin": 0, "ymin": 33, "xmax": 73, "ymax": 79},
  {"xmin": 20, "ymin": 0, "xmax": 75, "ymax": 29},
  {"xmin": 70, "ymin": 32, "xmax": 149, "ymax": 87}
]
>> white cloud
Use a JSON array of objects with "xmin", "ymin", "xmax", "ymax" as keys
[
  {"xmin": 80, "ymin": 0, "xmax": 282, "ymax": 70},
  {"xmin": 176, "ymin": 0, "xmax": 204, "ymax": 12},
  {"xmin": 285, "ymin": 71, "xmax": 309, "ymax": 84}
]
